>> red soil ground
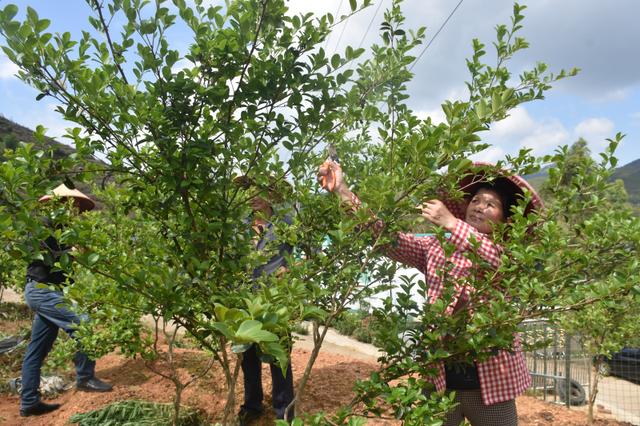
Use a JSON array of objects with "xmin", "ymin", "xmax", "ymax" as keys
[{"xmin": 0, "ymin": 345, "xmax": 632, "ymax": 426}]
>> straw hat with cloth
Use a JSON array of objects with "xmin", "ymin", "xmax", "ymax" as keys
[
  {"xmin": 38, "ymin": 184, "xmax": 95, "ymax": 212},
  {"xmin": 233, "ymin": 174, "xmax": 292, "ymax": 205},
  {"xmin": 441, "ymin": 162, "xmax": 543, "ymax": 222}
]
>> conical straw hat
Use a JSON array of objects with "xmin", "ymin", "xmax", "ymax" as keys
[
  {"xmin": 441, "ymin": 162, "xmax": 543, "ymax": 220},
  {"xmin": 38, "ymin": 184, "xmax": 95, "ymax": 212}
]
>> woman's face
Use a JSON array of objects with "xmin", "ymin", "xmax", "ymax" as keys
[
  {"xmin": 250, "ymin": 195, "xmax": 272, "ymax": 216},
  {"xmin": 464, "ymin": 188, "xmax": 505, "ymax": 234}
]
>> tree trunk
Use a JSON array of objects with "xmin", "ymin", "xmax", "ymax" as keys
[
  {"xmin": 285, "ymin": 320, "xmax": 331, "ymax": 421},
  {"xmin": 173, "ymin": 382, "xmax": 184, "ymax": 426},
  {"xmin": 588, "ymin": 362, "xmax": 601, "ymax": 425},
  {"xmin": 222, "ymin": 344, "xmax": 242, "ymax": 425}
]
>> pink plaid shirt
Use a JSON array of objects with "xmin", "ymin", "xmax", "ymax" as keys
[{"xmin": 385, "ymin": 219, "xmax": 531, "ymax": 405}]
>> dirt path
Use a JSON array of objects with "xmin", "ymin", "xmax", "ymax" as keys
[
  {"xmin": 0, "ymin": 295, "xmax": 633, "ymax": 425},
  {"xmin": 293, "ymin": 324, "xmax": 383, "ymax": 362},
  {"xmin": 0, "ymin": 288, "xmax": 22, "ymax": 304}
]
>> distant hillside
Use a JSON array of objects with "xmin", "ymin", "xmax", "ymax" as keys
[
  {"xmin": 0, "ymin": 115, "xmax": 107, "ymax": 203},
  {"xmin": 612, "ymin": 159, "xmax": 640, "ymax": 206},
  {"xmin": 524, "ymin": 160, "xmax": 640, "ymax": 211},
  {"xmin": 522, "ymin": 165, "xmax": 552, "ymax": 190},
  {"xmin": 0, "ymin": 115, "xmax": 75, "ymax": 159}
]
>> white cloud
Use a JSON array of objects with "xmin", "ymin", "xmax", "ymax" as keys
[
  {"xmin": 414, "ymin": 108, "xmax": 445, "ymax": 124},
  {"xmin": 518, "ymin": 122, "xmax": 570, "ymax": 155},
  {"xmin": 484, "ymin": 107, "xmax": 570, "ymax": 158},
  {"xmin": 0, "ymin": 55, "xmax": 19, "ymax": 80},
  {"xmin": 491, "ymin": 107, "xmax": 535, "ymax": 139},
  {"xmin": 481, "ymin": 113, "xmax": 616, "ymax": 161},
  {"xmin": 470, "ymin": 146, "xmax": 505, "ymax": 164},
  {"xmin": 573, "ymin": 117, "xmax": 615, "ymax": 151},
  {"xmin": 171, "ymin": 59, "xmax": 192, "ymax": 74},
  {"xmin": 590, "ymin": 88, "xmax": 631, "ymax": 103},
  {"xmin": 287, "ymin": 0, "xmax": 340, "ymax": 16}
]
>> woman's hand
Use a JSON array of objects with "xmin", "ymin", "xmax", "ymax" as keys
[
  {"xmin": 318, "ymin": 160, "xmax": 346, "ymax": 193},
  {"xmin": 318, "ymin": 160, "xmax": 355, "ymax": 206},
  {"xmin": 419, "ymin": 200, "xmax": 458, "ymax": 231}
]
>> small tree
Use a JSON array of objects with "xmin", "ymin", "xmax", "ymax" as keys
[
  {"xmin": 544, "ymin": 139, "xmax": 640, "ymax": 424},
  {"xmin": 0, "ymin": 0, "xmax": 384, "ymax": 422}
]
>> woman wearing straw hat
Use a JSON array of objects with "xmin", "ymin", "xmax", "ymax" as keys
[
  {"xmin": 19, "ymin": 184, "xmax": 112, "ymax": 418},
  {"xmin": 318, "ymin": 160, "xmax": 542, "ymax": 426}
]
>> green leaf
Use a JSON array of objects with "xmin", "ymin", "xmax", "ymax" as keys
[
  {"xmin": 331, "ymin": 54, "xmax": 340, "ymax": 69},
  {"xmin": 349, "ymin": 0, "xmax": 357, "ymax": 12},
  {"xmin": 26, "ymin": 6, "xmax": 38, "ymax": 24},
  {"xmin": 87, "ymin": 253, "xmax": 99, "ymax": 266},
  {"xmin": 3, "ymin": 20, "xmax": 20, "ymax": 36},
  {"xmin": 476, "ymin": 99, "xmax": 488, "ymax": 119},
  {"xmin": 36, "ymin": 18, "xmax": 50, "ymax": 32},
  {"xmin": 2, "ymin": 4, "xmax": 19, "ymax": 21},
  {"xmin": 59, "ymin": 252, "xmax": 70, "ymax": 269},
  {"xmin": 212, "ymin": 322, "xmax": 234, "ymax": 339},
  {"xmin": 302, "ymin": 306, "xmax": 326, "ymax": 321},
  {"xmin": 139, "ymin": 20, "xmax": 156, "ymax": 35},
  {"xmin": 214, "ymin": 305, "xmax": 228, "ymax": 321},
  {"xmin": 235, "ymin": 320, "xmax": 278, "ymax": 343},
  {"xmin": 226, "ymin": 308, "xmax": 249, "ymax": 323},
  {"xmin": 262, "ymin": 341, "xmax": 289, "ymax": 372}
]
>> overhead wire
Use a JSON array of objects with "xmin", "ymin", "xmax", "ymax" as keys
[
  {"xmin": 331, "ymin": 5, "xmax": 352, "ymax": 55},
  {"xmin": 357, "ymin": 0, "xmax": 387, "ymax": 49},
  {"xmin": 323, "ymin": 0, "xmax": 345, "ymax": 51},
  {"xmin": 409, "ymin": 0, "xmax": 464, "ymax": 71}
]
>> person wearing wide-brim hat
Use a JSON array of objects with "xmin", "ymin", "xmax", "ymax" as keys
[
  {"xmin": 440, "ymin": 161, "xmax": 543, "ymax": 225},
  {"xmin": 233, "ymin": 175, "xmax": 296, "ymax": 424},
  {"xmin": 318, "ymin": 160, "xmax": 542, "ymax": 426},
  {"xmin": 20, "ymin": 184, "xmax": 112, "ymax": 418},
  {"xmin": 37, "ymin": 183, "xmax": 96, "ymax": 212},
  {"xmin": 233, "ymin": 174, "xmax": 293, "ymax": 205}
]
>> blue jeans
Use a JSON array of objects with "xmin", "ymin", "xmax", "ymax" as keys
[
  {"xmin": 20, "ymin": 280, "xmax": 95, "ymax": 409},
  {"xmin": 241, "ymin": 344, "xmax": 294, "ymax": 419}
]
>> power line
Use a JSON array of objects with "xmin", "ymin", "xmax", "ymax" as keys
[
  {"xmin": 409, "ymin": 0, "xmax": 464, "ymax": 71},
  {"xmin": 332, "ymin": 6, "xmax": 352, "ymax": 55},
  {"xmin": 357, "ymin": 0, "xmax": 387, "ymax": 49},
  {"xmin": 323, "ymin": 0, "xmax": 344, "ymax": 51}
]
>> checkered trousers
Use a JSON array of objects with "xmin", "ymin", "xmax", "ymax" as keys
[
  {"xmin": 385, "ymin": 219, "xmax": 531, "ymax": 405},
  {"xmin": 442, "ymin": 388, "xmax": 518, "ymax": 426}
]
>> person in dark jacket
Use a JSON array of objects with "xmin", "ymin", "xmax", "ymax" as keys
[
  {"xmin": 234, "ymin": 176, "xmax": 295, "ymax": 425},
  {"xmin": 20, "ymin": 184, "xmax": 112, "ymax": 418}
]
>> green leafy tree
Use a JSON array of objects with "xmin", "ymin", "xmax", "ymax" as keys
[
  {"xmin": 2, "ymin": 1, "xmax": 639, "ymax": 426},
  {"xmin": 0, "ymin": 133, "xmax": 19, "ymax": 160},
  {"xmin": 0, "ymin": 0, "xmax": 379, "ymax": 422},
  {"xmin": 305, "ymin": 6, "xmax": 639, "ymax": 425},
  {"xmin": 560, "ymin": 137, "xmax": 592, "ymax": 186},
  {"xmin": 1, "ymin": 134, "xmax": 25, "ymax": 298},
  {"xmin": 543, "ymin": 139, "xmax": 640, "ymax": 424}
]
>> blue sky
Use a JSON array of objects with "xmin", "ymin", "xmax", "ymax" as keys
[{"xmin": 1, "ymin": 0, "xmax": 639, "ymax": 166}]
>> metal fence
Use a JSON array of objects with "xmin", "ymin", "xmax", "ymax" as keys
[{"xmin": 521, "ymin": 320, "xmax": 640, "ymax": 425}]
